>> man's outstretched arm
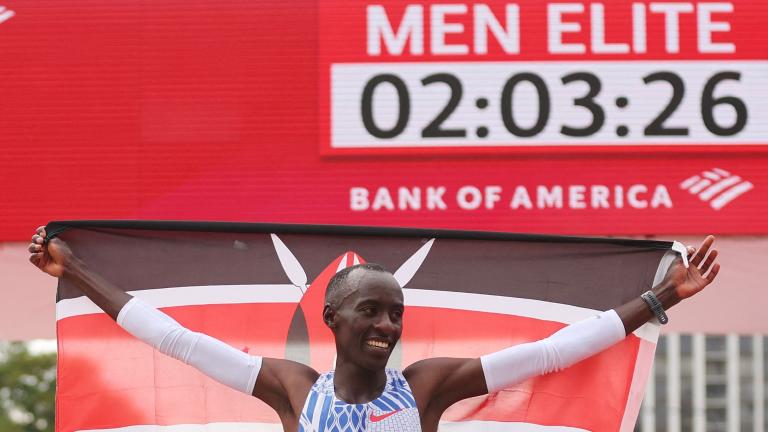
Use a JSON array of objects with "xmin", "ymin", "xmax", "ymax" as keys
[
  {"xmin": 406, "ymin": 236, "xmax": 720, "ymax": 418},
  {"xmin": 614, "ymin": 235, "xmax": 719, "ymax": 334},
  {"xmin": 30, "ymin": 226, "xmax": 131, "ymax": 319},
  {"xmin": 29, "ymin": 227, "xmax": 316, "ymax": 415}
]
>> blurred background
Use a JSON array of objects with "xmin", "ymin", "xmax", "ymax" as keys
[{"xmin": 0, "ymin": 0, "xmax": 765, "ymax": 431}]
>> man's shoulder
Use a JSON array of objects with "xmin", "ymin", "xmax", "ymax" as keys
[
  {"xmin": 258, "ymin": 358, "xmax": 320, "ymax": 400},
  {"xmin": 264, "ymin": 357, "xmax": 320, "ymax": 379},
  {"xmin": 402, "ymin": 358, "xmax": 480, "ymax": 398},
  {"xmin": 402, "ymin": 357, "xmax": 463, "ymax": 379}
]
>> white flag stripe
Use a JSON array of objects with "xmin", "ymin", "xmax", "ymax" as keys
[
  {"xmin": 55, "ymin": 285, "xmax": 657, "ymax": 342},
  {"xmin": 702, "ymin": 171, "xmax": 722, "ymax": 181},
  {"xmin": 699, "ymin": 176, "xmax": 742, "ymax": 200},
  {"xmin": 75, "ymin": 421, "xmax": 588, "ymax": 432},
  {"xmin": 679, "ymin": 175, "xmax": 701, "ymax": 189},
  {"xmin": 688, "ymin": 178, "xmax": 712, "ymax": 194},
  {"xmin": 55, "ymin": 284, "xmax": 303, "ymax": 320},
  {"xmin": 711, "ymin": 181, "xmax": 754, "ymax": 210},
  {"xmin": 713, "ymin": 167, "xmax": 731, "ymax": 177}
]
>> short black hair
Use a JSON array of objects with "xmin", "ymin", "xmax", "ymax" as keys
[{"xmin": 324, "ymin": 263, "xmax": 389, "ymax": 308}]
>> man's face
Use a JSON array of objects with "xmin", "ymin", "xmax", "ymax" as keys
[{"xmin": 327, "ymin": 269, "xmax": 404, "ymax": 371}]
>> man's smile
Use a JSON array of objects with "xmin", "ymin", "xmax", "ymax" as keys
[{"xmin": 365, "ymin": 339, "xmax": 390, "ymax": 350}]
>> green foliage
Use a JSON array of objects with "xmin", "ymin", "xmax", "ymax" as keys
[{"xmin": 0, "ymin": 342, "xmax": 56, "ymax": 432}]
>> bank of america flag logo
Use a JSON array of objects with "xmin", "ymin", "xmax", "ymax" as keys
[
  {"xmin": 0, "ymin": 6, "xmax": 14, "ymax": 24},
  {"xmin": 680, "ymin": 168, "xmax": 754, "ymax": 210}
]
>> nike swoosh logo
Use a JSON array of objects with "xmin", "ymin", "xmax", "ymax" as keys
[
  {"xmin": 369, "ymin": 409, "xmax": 402, "ymax": 422},
  {"xmin": 0, "ymin": 9, "xmax": 15, "ymax": 24}
]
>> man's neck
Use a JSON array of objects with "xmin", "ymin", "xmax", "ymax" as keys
[{"xmin": 332, "ymin": 360, "xmax": 387, "ymax": 404}]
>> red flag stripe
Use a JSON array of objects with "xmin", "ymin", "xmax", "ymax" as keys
[
  {"xmin": 56, "ymin": 287, "xmax": 659, "ymax": 342},
  {"xmin": 56, "ymin": 421, "xmax": 590, "ymax": 431},
  {"xmin": 57, "ymin": 304, "xmax": 652, "ymax": 431}
]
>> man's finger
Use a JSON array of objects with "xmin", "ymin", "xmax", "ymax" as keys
[
  {"xmin": 29, "ymin": 253, "xmax": 41, "ymax": 266},
  {"xmin": 700, "ymin": 249, "xmax": 718, "ymax": 273},
  {"xmin": 687, "ymin": 246, "xmax": 696, "ymax": 256},
  {"xmin": 706, "ymin": 263, "xmax": 720, "ymax": 284},
  {"xmin": 690, "ymin": 235, "xmax": 715, "ymax": 266},
  {"xmin": 36, "ymin": 226, "xmax": 46, "ymax": 236}
]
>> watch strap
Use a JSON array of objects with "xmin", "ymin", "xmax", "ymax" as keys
[{"xmin": 640, "ymin": 290, "xmax": 668, "ymax": 325}]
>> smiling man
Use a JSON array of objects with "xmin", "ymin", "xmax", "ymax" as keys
[{"xmin": 29, "ymin": 227, "xmax": 720, "ymax": 432}]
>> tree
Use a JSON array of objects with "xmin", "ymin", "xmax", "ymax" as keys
[{"xmin": 0, "ymin": 342, "xmax": 56, "ymax": 432}]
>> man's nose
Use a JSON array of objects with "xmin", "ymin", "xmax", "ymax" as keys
[{"xmin": 373, "ymin": 314, "xmax": 398, "ymax": 334}]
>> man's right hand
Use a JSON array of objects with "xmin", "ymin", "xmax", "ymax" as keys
[{"xmin": 29, "ymin": 226, "xmax": 70, "ymax": 278}]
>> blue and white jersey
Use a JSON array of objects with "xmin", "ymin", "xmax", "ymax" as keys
[{"xmin": 298, "ymin": 369, "xmax": 421, "ymax": 432}]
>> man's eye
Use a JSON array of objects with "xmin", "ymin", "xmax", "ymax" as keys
[{"xmin": 361, "ymin": 307, "xmax": 377, "ymax": 316}]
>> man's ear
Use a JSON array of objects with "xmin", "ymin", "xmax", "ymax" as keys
[{"xmin": 322, "ymin": 304, "xmax": 336, "ymax": 329}]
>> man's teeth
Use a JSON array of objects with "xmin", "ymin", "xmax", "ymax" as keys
[{"xmin": 367, "ymin": 340, "xmax": 389, "ymax": 349}]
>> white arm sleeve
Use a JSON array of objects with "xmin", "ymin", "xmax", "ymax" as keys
[
  {"xmin": 116, "ymin": 297, "xmax": 262, "ymax": 395},
  {"xmin": 480, "ymin": 309, "xmax": 626, "ymax": 393}
]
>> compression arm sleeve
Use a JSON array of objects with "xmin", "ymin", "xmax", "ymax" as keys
[
  {"xmin": 480, "ymin": 309, "xmax": 626, "ymax": 393},
  {"xmin": 116, "ymin": 297, "xmax": 262, "ymax": 395}
]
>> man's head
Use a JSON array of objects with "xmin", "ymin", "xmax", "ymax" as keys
[{"xmin": 322, "ymin": 264, "xmax": 404, "ymax": 370}]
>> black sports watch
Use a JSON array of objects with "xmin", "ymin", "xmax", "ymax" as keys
[{"xmin": 640, "ymin": 290, "xmax": 668, "ymax": 325}]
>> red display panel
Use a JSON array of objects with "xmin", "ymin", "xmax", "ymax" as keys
[{"xmin": 0, "ymin": 0, "xmax": 766, "ymax": 239}]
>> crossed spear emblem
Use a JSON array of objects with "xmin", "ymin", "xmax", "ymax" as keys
[{"xmin": 270, "ymin": 234, "xmax": 435, "ymax": 369}]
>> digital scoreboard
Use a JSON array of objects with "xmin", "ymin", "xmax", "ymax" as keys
[
  {"xmin": 0, "ymin": 0, "xmax": 765, "ymax": 238},
  {"xmin": 320, "ymin": 1, "xmax": 766, "ymax": 153}
]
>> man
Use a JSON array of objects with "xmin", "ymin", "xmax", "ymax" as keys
[{"xmin": 29, "ymin": 226, "xmax": 720, "ymax": 432}]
